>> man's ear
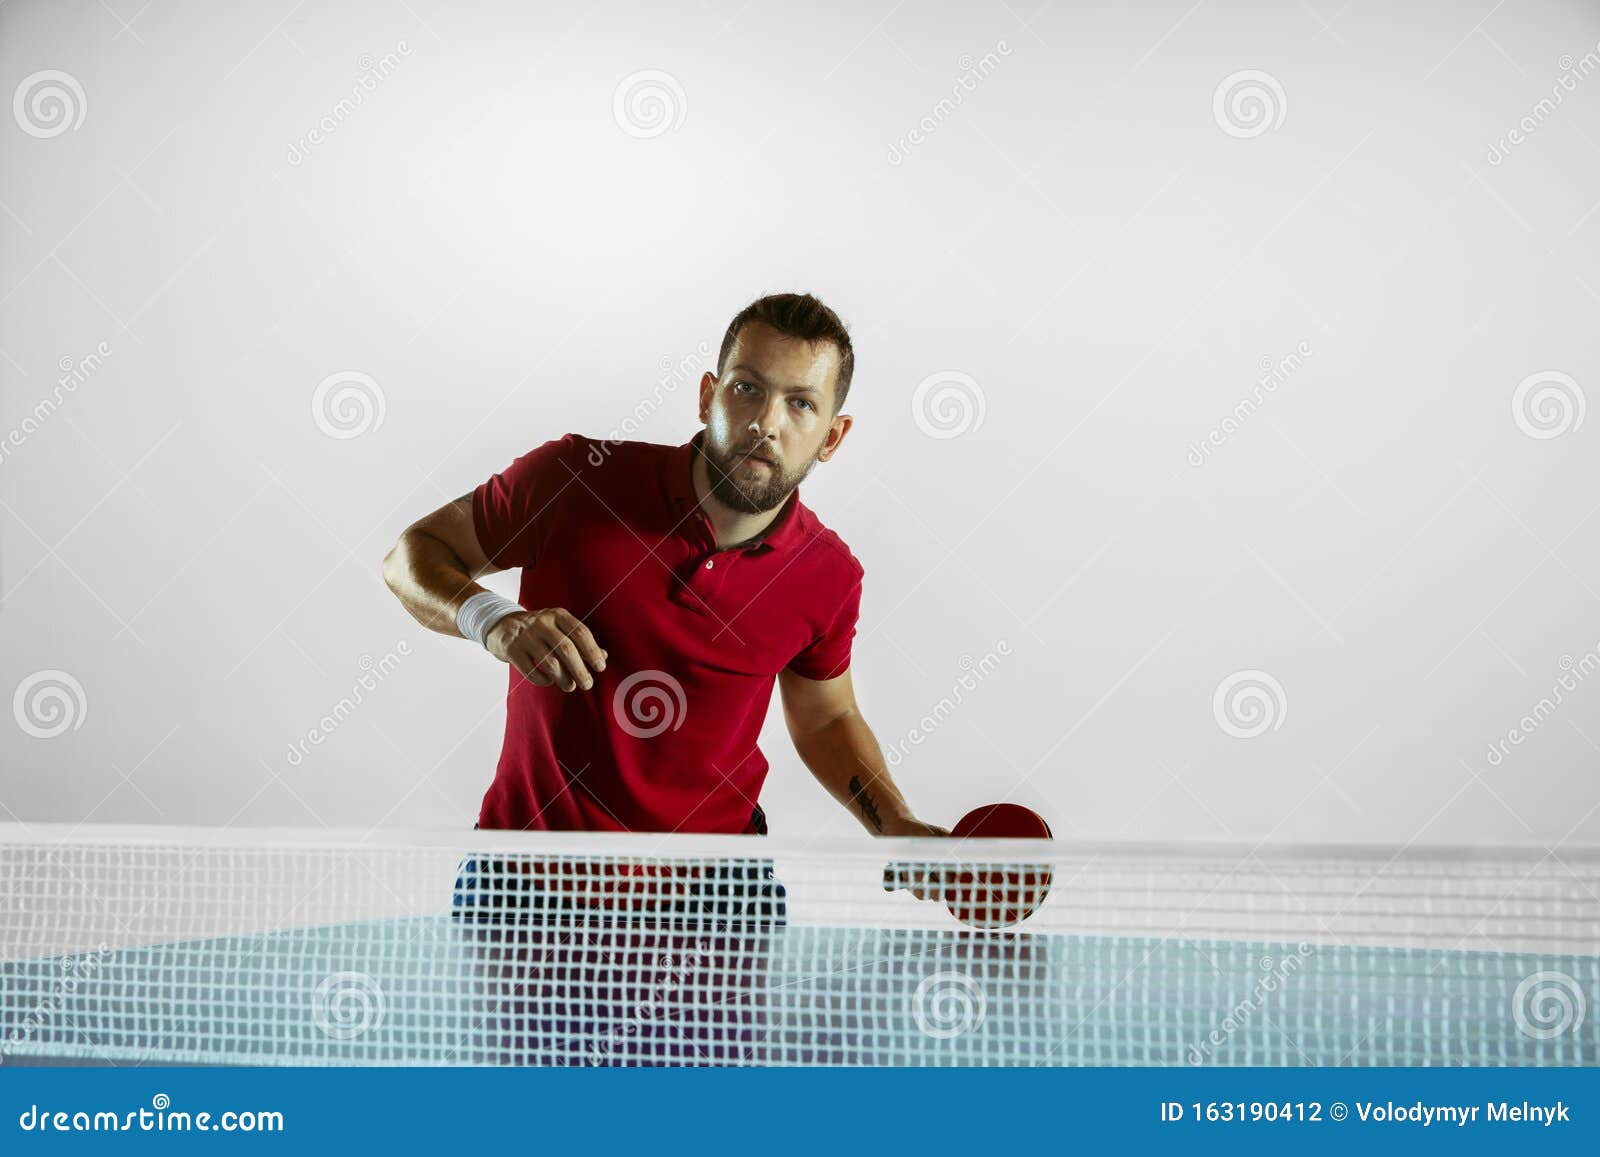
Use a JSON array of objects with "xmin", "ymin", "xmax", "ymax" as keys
[
  {"xmin": 817, "ymin": 414, "xmax": 853, "ymax": 463},
  {"xmin": 697, "ymin": 371, "xmax": 716, "ymax": 423}
]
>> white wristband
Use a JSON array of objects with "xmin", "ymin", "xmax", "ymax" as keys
[{"xmin": 457, "ymin": 591, "xmax": 524, "ymax": 648}]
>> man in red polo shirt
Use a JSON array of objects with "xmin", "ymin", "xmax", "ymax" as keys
[{"xmin": 383, "ymin": 293, "xmax": 944, "ymax": 843}]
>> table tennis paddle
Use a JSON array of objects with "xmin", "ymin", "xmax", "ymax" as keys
[{"xmin": 883, "ymin": 803, "xmax": 1054, "ymax": 929}]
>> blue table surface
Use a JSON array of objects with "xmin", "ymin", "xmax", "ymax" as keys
[{"xmin": 4, "ymin": 916, "xmax": 1597, "ymax": 1067}]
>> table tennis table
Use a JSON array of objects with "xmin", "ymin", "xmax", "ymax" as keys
[{"xmin": 3, "ymin": 826, "xmax": 1597, "ymax": 1067}]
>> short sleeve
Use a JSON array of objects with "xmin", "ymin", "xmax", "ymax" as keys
[
  {"xmin": 786, "ymin": 573, "xmax": 863, "ymax": 681},
  {"xmin": 471, "ymin": 434, "xmax": 585, "ymax": 569}
]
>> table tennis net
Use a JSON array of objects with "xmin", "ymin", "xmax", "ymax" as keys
[{"xmin": 2, "ymin": 825, "xmax": 1597, "ymax": 1066}]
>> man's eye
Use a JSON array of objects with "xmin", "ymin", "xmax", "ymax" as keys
[
  {"xmin": 792, "ymin": 398, "xmax": 814, "ymax": 412},
  {"xmin": 733, "ymin": 380, "xmax": 754, "ymax": 393}
]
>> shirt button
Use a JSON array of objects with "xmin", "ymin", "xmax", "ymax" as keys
[{"xmin": 704, "ymin": 559, "xmax": 715, "ymax": 570}]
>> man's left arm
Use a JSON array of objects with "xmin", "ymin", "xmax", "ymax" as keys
[{"xmin": 778, "ymin": 668, "xmax": 949, "ymax": 837}]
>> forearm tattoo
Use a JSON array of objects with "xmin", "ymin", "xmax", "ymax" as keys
[{"xmin": 848, "ymin": 775, "xmax": 883, "ymax": 833}]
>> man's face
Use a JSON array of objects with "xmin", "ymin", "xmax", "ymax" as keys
[{"xmin": 698, "ymin": 321, "xmax": 849, "ymax": 515}]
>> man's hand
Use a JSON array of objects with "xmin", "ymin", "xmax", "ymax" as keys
[
  {"xmin": 879, "ymin": 819, "xmax": 953, "ymax": 901},
  {"xmin": 485, "ymin": 608, "xmax": 607, "ymax": 692}
]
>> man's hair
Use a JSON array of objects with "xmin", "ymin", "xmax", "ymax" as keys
[{"xmin": 716, "ymin": 293, "xmax": 855, "ymax": 411}]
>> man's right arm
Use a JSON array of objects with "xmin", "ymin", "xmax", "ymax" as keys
[
  {"xmin": 381, "ymin": 495, "xmax": 497, "ymax": 635},
  {"xmin": 380, "ymin": 496, "xmax": 606, "ymax": 692}
]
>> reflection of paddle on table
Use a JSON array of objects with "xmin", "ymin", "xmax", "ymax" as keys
[{"xmin": 883, "ymin": 803, "xmax": 1054, "ymax": 929}]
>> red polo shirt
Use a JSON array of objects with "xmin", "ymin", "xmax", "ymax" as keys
[{"xmin": 470, "ymin": 431, "xmax": 864, "ymax": 834}]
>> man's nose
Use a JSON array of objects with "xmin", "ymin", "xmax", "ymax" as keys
[{"xmin": 756, "ymin": 394, "xmax": 787, "ymax": 437}]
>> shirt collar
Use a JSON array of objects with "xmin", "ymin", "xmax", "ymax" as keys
[{"xmin": 665, "ymin": 431, "xmax": 804, "ymax": 554}]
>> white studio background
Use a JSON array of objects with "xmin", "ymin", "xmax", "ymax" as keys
[{"xmin": 1, "ymin": 0, "xmax": 1596, "ymax": 848}]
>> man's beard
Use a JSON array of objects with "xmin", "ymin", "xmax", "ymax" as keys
[{"xmin": 700, "ymin": 435, "xmax": 817, "ymax": 515}]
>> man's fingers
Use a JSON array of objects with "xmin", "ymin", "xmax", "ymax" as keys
[
  {"xmin": 491, "ymin": 608, "xmax": 605, "ymax": 693},
  {"xmin": 511, "ymin": 651, "xmax": 557, "ymax": 687},
  {"xmin": 532, "ymin": 645, "xmax": 579, "ymax": 691},
  {"xmin": 507, "ymin": 634, "xmax": 568, "ymax": 689},
  {"xmin": 551, "ymin": 610, "xmax": 608, "ymax": 673},
  {"xmin": 885, "ymin": 862, "xmax": 960, "ymax": 903},
  {"xmin": 511, "ymin": 635, "xmax": 590, "ymax": 692},
  {"xmin": 545, "ymin": 635, "xmax": 596, "ymax": 691}
]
